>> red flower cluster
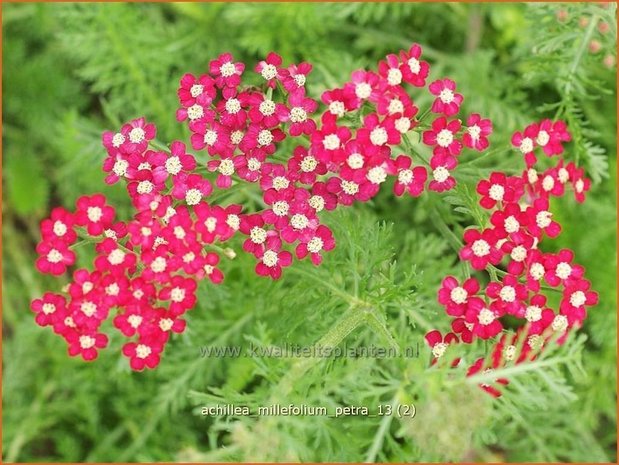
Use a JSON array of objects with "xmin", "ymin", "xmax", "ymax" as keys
[
  {"xmin": 425, "ymin": 120, "xmax": 597, "ymax": 397},
  {"xmin": 31, "ymin": 46, "xmax": 593, "ymax": 377}
]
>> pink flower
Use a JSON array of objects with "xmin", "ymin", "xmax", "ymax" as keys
[
  {"xmin": 287, "ymin": 146, "xmax": 326, "ymax": 185},
  {"xmin": 465, "ymin": 299, "xmax": 505, "ymax": 339},
  {"xmin": 463, "ymin": 113, "xmax": 492, "ymax": 151},
  {"xmin": 190, "ymin": 121, "xmax": 232, "ymax": 157},
  {"xmin": 94, "ymin": 238, "xmax": 137, "ymax": 276},
  {"xmin": 459, "ymin": 228, "xmax": 503, "ymax": 270},
  {"xmin": 424, "ymin": 329, "xmax": 459, "ymax": 364},
  {"xmin": 31, "ymin": 292, "xmax": 67, "ymax": 327},
  {"xmin": 35, "ymin": 239, "xmax": 76, "ymax": 275},
  {"xmin": 356, "ymin": 113, "xmax": 400, "ymax": 157},
  {"xmin": 525, "ymin": 197, "xmax": 561, "ymax": 238},
  {"xmin": 486, "ymin": 275, "xmax": 528, "ymax": 317},
  {"xmin": 286, "ymin": 88, "xmax": 318, "ymax": 136},
  {"xmin": 428, "ymin": 153, "xmax": 457, "ymax": 192},
  {"xmin": 392, "ymin": 155, "xmax": 427, "ymax": 197},
  {"xmin": 560, "ymin": 279, "xmax": 598, "ymax": 326},
  {"xmin": 343, "ymin": 70, "xmax": 380, "ymax": 109},
  {"xmin": 122, "ymin": 341, "xmax": 163, "ymax": 371},
  {"xmin": 437, "ymin": 276, "xmax": 481, "ymax": 317},
  {"xmin": 280, "ymin": 62, "xmax": 312, "ymax": 92},
  {"xmin": 476, "ymin": 172, "xmax": 524, "ymax": 210},
  {"xmin": 255, "ymin": 52, "xmax": 283, "ymax": 88},
  {"xmin": 543, "ymin": 249, "xmax": 584, "ymax": 287},
  {"xmin": 423, "ymin": 117, "xmax": 462, "ymax": 157},
  {"xmin": 171, "ymin": 173, "xmax": 213, "ymax": 206},
  {"xmin": 74, "ymin": 194, "xmax": 115, "ymax": 236},
  {"xmin": 295, "ymin": 225, "xmax": 335, "ymax": 265},
  {"xmin": 255, "ymin": 245, "xmax": 292, "ymax": 280},
  {"xmin": 246, "ymin": 92, "xmax": 289, "ymax": 128},
  {"xmin": 177, "ymin": 73, "xmax": 216, "ymax": 107},
  {"xmin": 451, "ymin": 318, "xmax": 474, "ymax": 343},
  {"xmin": 209, "ymin": 52, "xmax": 245, "ymax": 98},
  {"xmin": 429, "ymin": 79, "xmax": 463, "ymax": 116},
  {"xmin": 40, "ymin": 207, "xmax": 77, "ymax": 244},
  {"xmin": 399, "ymin": 43, "xmax": 429, "ymax": 87},
  {"xmin": 159, "ymin": 275, "xmax": 198, "ymax": 316},
  {"xmin": 377, "ymin": 53, "xmax": 404, "ymax": 87},
  {"xmin": 67, "ymin": 331, "xmax": 108, "ymax": 361},
  {"xmin": 310, "ymin": 113, "xmax": 351, "ymax": 163},
  {"xmin": 511, "ymin": 125, "xmax": 538, "ymax": 167}
]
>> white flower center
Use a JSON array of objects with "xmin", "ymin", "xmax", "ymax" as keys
[
  {"xmin": 450, "ymin": 286, "xmax": 468, "ymax": 304},
  {"xmin": 328, "ymin": 101, "xmax": 346, "ymax": 117},
  {"xmin": 519, "ymin": 137, "xmax": 534, "ymax": 153},
  {"xmin": 467, "ymin": 125, "xmax": 481, "ymax": 140},
  {"xmin": 137, "ymin": 180, "xmax": 154, "ymax": 195},
  {"xmin": 187, "ymin": 104, "xmax": 204, "ymax": 121},
  {"xmin": 388, "ymin": 99, "xmax": 404, "ymax": 115},
  {"xmin": 247, "ymin": 157, "xmax": 261, "ymax": 171},
  {"xmin": 527, "ymin": 168, "xmax": 539, "ymax": 184},
  {"xmin": 231, "ymin": 130, "xmax": 244, "ymax": 145},
  {"xmin": 170, "ymin": 287, "xmax": 186, "ymax": 302},
  {"xmin": 190, "ymin": 84, "xmax": 203, "ymax": 98},
  {"xmin": 570, "ymin": 291, "xmax": 586, "ymax": 307},
  {"xmin": 370, "ymin": 127, "xmax": 388, "ymax": 146},
  {"xmin": 387, "ymin": 68, "xmax": 402, "ymax": 86},
  {"xmin": 87, "ymin": 206, "xmax": 103, "ymax": 223},
  {"xmin": 250, "ymin": 226, "xmax": 267, "ymax": 244},
  {"xmin": 53, "ymin": 220, "xmax": 68, "ymax": 237},
  {"xmin": 499, "ymin": 286, "xmax": 516, "ymax": 302},
  {"xmin": 128, "ymin": 314, "xmax": 142, "ymax": 328},
  {"xmin": 528, "ymin": 334, "xmax": 544, "ymax": 350},
  {"xmin": 185, "ymin": 188, "xmax": 202, "ymax": 206},
  {"xmin": 432, "ymin": 342, "xmax": 447, "ymax": 359},
  {"xmin": 220, "ymin": 62, "xmax": 235, "ymax": 77},
  {"xmin": 433, "ymin": 166, "xmax": 449, "ymax": 183},
  {"xmin": 489, "ymin": 184, "xmax": 505, "ymax": 201},
  {"xmin": 150, "ymin": 257, "xmax": 167, "ymax": 273},
  {"xmin": 113, "ymin": 159, "xmax": 129, "ymax": 177},
  {"xmin": 262, "ymin": 250, "xmax": 279, "ymax": 267},
  {"xmin": 112, "ymin": 133, "xmax": 125, "ymax": 147},
  {"xmin": 173, "ymin": 226, "xmax": 186, "ymax": 240},
  {"xmin": 536, "ymin": 211, "xmax": 552, "ymax": 229},
  {"xmin": 218, "ymin": 159, "xmax": 235, "ymax": 176},
  {"xmin": 398, "ymin": 169, "xmax": 413, "ymax": 185},
  {"xmin": 542, "ymin": 175, "xmax": 555, "ymax": 192},
  {"xmin": 257, "ymin": 130, "xmax": 273, "ymax": 147},
  {"xmin": 300, "ymin": 156, "xmax": 318, "ymax": 172},
  {"xmin": 259, "ymin": 99, "xmax": 276, "ymax": 116},
  {"xmin": 536, "ymin": 130, "xmax": 550, "ymax": 146},
  {"xmin": 576, "ymin": 179, "xmax": 584, "ymax": 193},
  {"xmin": 260, "ymin": 64, "xmax": 277, "ymax": 81},
  {"xmin": 272, "ymin": 176, "xmax": 290, "ymax": 190},
  {"xmin": 439, "ymin": 88, "xmax": 454, "ymax": 104},
  {"xmin": 204, "ymin": 130, "xmax": 218, "ymax": 146},
  {"xmin": 558, "ymin": 168, "xmax": 569, "ymax": 184},
  {"xmin": 205, "ymin": 217, "xmax": 217, "ymax": 233},
  {"xmin": 307, "ymin": 237, "xmax": 324, "ymax": 253},
  {"xmin": 227, "ymin": 214, "xmax": 240, "ymax": 230},
  {"xmin": 551, "ymin": 315, "xmax": 568, "ymax": 332},
  {"xmin": 529, "ymin": 262, "xmax": 545, "ymax": 280},
  {"xmin": 367, "ymin": 166, "xmax": 387, "ymax": 184},
  {"xmin": 309, "ymin": 195, "xmax": 325, "ymax": 212},
  {"xmin": 503, "ymin": 345, "xmax": 517, "ymax": 361},
  {"xmin": 79, "ymin": 335, "xmax": 96, "ymax": 349},
  {"xmin": 556, "ymin": 262, "xmax": 572, "ymax": 280},
  {"xmin": 436, "ymin": 129, "xmax": 454, "ymax": 147},
  {"xmin": 408, "ymin": 57, "xmax": 421, "ymax": 74},
  {"xmin": 129, "ymin": 127, "xmax": 145, "ymax": 144},
  {"xmin": 183, "ymin": 252, "xmax": 195, "ymax": 263},
  {"xmin": 323, "ymin": 134, "xmax": 341, "ymax": 151},
  {"xmin": 165, "ymin": 156, "xmax": 183, "ymax": 175},
  {"xmin": 341, "ymin": 180, "xmax": 359, "ymax": 195},
  {"xmin": 525, "ymin": 305, "xmax": 542, "ymax": 322},
  {"xmin": 290, "ymin": 214, "xmax": 309, "ymax": 230},
  {"xmin": 355, "ymin": 82, "xmax": 372, "ymax": 99},
  {"xmin": 511, "ymin": 245, "xmax": 527, "ymax": 262},
  {"xmin": 293, "ymin": 74, "xmax": 306, "ymax": 86},
  {"xmin": 80, "ymin": 301, "xmax": 97, "ymax": 318},
  {"xmin": 504, "ymin": 216, "xmax": 520, "ymax": 233},
  {"xmin": 106, "ymin": 283, "xmax": 119, "ymax": 296},
  {"xmin": 472, "ymin": 239, "xmax": 490, "ymax": 257},
  {"xmin": 272, "ymin": 201, "xmax": 289, "ymax": 216},
  {"xmin": 159, "ymin": 318, "xmax": 174, "ymax": 331},
  {"xmin": 108, "ymin": 249, "xmax": 126, "ymax": 265},
  {"xmin": 478, "ymin": 308, "xmax": 496, "ymax": 325},
  {"xmin": 42, "ymin": 303, "xmax": 56, "ymax": 314},
  {"xmin": 136, "ymin": 344, "xmax": 152, "ymax": 359},
  {"xmin": 347, "ymin": 153, "xmax": 364, "ymax": 169},
  {"xmin": 395, "ymin": 117, "xmax": 411, "ymax": 134},
  {"xmin": 290, "ymin": 107, "xmax": 307, "ymax": 123}
]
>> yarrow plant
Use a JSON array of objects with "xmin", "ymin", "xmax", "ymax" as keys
[{"xmin": 30, "ymin": 44, "xmax": 596, "ymax": 389}]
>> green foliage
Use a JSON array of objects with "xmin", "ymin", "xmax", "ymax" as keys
[{"xmin": 2, "ymin": 2, "xmax": 616, "ymax": 463}]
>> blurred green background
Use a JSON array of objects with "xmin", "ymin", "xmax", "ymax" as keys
[{"xmin": 2, "ymin": 2, "xmax": 617, "ymax": 462}]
